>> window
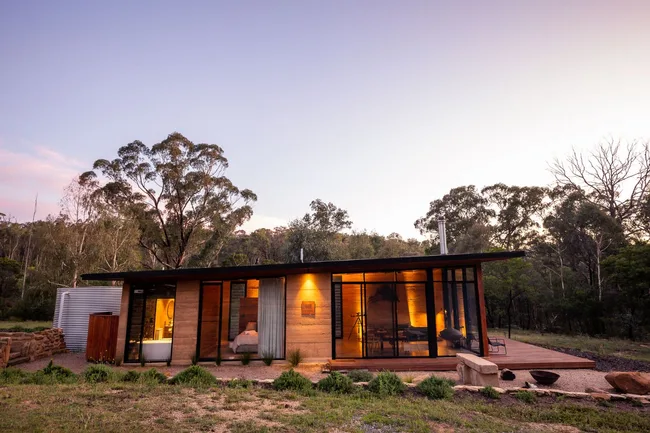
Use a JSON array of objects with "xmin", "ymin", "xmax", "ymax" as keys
[{"xmin": 125, "ymin": 283, "xmax": 176, "ymax": 363}]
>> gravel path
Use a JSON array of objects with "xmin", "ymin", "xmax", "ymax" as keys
[{"xmin": 15, "ymin": 353, "xmax": 616, "ymax": 392}]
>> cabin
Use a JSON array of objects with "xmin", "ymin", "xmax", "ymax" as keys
[{"xmin": 81, "ymin": 251, "xmax": 525, "ymax": 366}]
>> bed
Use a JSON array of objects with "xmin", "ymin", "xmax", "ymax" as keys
[{"xmin": 229, "ymin": 322, "xmax": 258, "ymax": 353}]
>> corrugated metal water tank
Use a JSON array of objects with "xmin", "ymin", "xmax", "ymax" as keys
[{"xmin": 52, "ymin": 286, "xmax": 122, "ymax": 352}]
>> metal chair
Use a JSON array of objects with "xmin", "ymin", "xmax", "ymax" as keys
[{"xmin": 488, "ymin": 337, "xmax": 507, "ymax": 355}]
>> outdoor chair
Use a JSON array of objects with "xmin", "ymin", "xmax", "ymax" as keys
[{"xmin": 488, "ymin": 337, "xmax": 507, "ymax": 355}]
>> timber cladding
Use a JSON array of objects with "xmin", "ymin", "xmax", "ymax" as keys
[
  {"xmin": 286, "ymin": 273, "xmax": 332, "ymax": 360},
  {"xmin": 115, "ymin": 283, "xmax": 130, "ymax": 363},
  {"xmin": 171, "ymin": 280, "xmax": 200, "ymax": 364}
]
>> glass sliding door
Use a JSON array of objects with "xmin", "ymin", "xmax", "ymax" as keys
[
  {"xmin": 332, "ymin": 270, "xmax": 430, "ymax": 359},
  {"xmin": 365, "ymin": 283, "xmax": 398, "ymax": 357},
  {"xmin": 125, "ymin": 283, "xmax": 176, "ymax": 363},
  {"xmin": 332, "ymin": 280, "xmax": 364, "ymax": 358}
]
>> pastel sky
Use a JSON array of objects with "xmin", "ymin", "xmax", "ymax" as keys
[{"xmin": 1, "ymin": 1, "xmax": 650, "ymax": 239}]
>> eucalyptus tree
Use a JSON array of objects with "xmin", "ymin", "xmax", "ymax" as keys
[
  {"xmin": 414, "ymin": 185, "xmax": 494, "ymax": 251},
  {"xmin": 86, "ymin": 132, "xmax": 257, "ymax": 269},
  {"xmin": 550, "ymin": 138, "xmax": 650, "ymax": 236}
]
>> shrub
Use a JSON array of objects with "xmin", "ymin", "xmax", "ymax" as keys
[
  {"xmin": 261, "ymin": 352, "xmax": 274, "ymax": 366},
  {"xmin": 402, "ymin": 374, "xmax": 415, "ymax": 384},
  {"xmin": 35, "ymin": 360, "xmax": 77, "ymax": 384},
  {"xmin": 514, "ymin": 390, "xmax": 536, "ymax": 404},
  {"xmin": 171, "ymin": 365, "xmax": 217, "ymax": 387},
  {"xmin": 273, "ymin": 369, "xmax": 312, "ymax": 392},
  {"xmin": 0, "ymin": 367, "xmax": 30, "ymax": 385},
  {"xmin": 317, "ymin": 372, "xmax": 355, "ymax": 394},
  {"xmin": 241, "ymin": 352, "xmax": 252, "ymax": 366},
  {"xmin": 287, "ymin": 348, "xmax": 303, "ymax": 367},
  {"xmin": 83, "ymin": 365, "xmax": 117, "ymax": 384},
  {"xmin": 416, "ymin": 376, "xmax": 455, "ymax": 400},
  {"xmin": 480, "ymin": 385, "xmax": 501, "ymax": 399},
  {"xmin": 228, "ymin": 378, "xmax": 252, "ymax": 389},
  {"xmin": 348, "ymin": 370, "xmax": 373, "ymax": 383},
  {"xmin": 367, "ymin": 371, "xmax": 405, "ymax": 396},
  {"xmin": 142, "ymin": 368, "xmax": 168, "ymax": 384},
  {"xmin": 122, "ymin": 370, "xmax": 141, "ymax": 383}
]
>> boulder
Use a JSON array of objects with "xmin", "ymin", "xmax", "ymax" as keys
[
  {"xmin": 585, "ymin": 387, "xmax": 608, "ymax": 394},
  {"xmin": 605, "ymin": 372, "xmax": 650, "ymax": 395},
  {"xmin": 501, "ymin": 368, "xmax": 516, "ymax": 381}
]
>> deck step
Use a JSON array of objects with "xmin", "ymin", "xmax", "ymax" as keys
[{"xmin": 7, "ymin": 356, "xmax": 30, "ymax": 366}]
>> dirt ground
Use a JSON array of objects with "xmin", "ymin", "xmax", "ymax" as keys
[{"xmin": 15, "ymin": 352, "xmax": 617, "ymax": 393}]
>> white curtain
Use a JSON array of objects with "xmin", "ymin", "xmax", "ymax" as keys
[{"xmin": 258, "ymin": 278, "xmax": 285, "ymax": 358}]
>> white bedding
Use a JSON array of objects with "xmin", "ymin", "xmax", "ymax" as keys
[{"xmin": 229, "ymin": 330, "xmax": 258, "ymax": 353}]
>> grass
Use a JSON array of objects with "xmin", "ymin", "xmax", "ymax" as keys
[
  {"xmin": 491, "ymin": 328, "xmax": 650, "ymax": 362},
  {"xmin": 0, "ymin": 383, "xmax": 647, "ymax": 433},
  {"xmin": 0, "ymin": 320, "xmax": 52, "ymax": 332}
]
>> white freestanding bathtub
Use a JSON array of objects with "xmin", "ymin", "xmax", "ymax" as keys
[{"xmin": 141, "ymin": 339, "xmax": 172, "ymax": 361}]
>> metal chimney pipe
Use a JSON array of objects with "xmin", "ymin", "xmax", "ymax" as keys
[
  {"xmin": 300, "ymin": 248, "xmax": 304, "ymax": 263},
  {"xmin": 438, "ymin": 216, "xmax": 448, "ymax": 255}
]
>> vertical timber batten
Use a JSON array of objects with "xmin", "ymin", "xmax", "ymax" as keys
[{"xmin": 476, "ymin": 264, "xmax": 489, "ymax": 356}]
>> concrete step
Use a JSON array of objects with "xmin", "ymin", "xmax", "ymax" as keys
[{"xmin": 7, "ymin": 356, "xmax": 29, "ymax": 366}]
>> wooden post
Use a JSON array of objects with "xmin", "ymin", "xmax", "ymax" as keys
[{"xmin": 476, "ymin": 264, "xmax": 489, "ymax": 357}]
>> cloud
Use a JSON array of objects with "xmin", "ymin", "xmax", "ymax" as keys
[
  {"xmin": 0, "ymin": 143, "xmax": 86, "ymax": 221},
  {"xmin": 240, "ymin": 214, "xmax": 287, "ymax": 232}
]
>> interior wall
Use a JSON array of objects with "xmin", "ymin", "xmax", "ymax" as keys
[{"xmin": 286, "ymin": 273, "xmax": 332, "ymax": 360}]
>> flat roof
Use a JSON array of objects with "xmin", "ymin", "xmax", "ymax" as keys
[{"xmin": 81, "ymin": 250, "xmax": 525, "ymax": 282}]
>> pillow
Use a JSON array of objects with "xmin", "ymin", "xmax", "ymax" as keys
[{"xmin": 245, "ymin": 321, "xmax": 257, "ymax": 331}]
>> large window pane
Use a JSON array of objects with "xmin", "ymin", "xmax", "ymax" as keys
[
  {"xmin": 397, "ymin": 283, "xmax": 429, "ymax": 356},
  {"xmin": 365, "ymin": 283, "xmax": 397, "ymax": 357},
  {"xmin": 334, "ymin": 283, "xmax": 363, "ymax": 358},
  {"xmin": 125, "ymin": 283, "xmax": 176, "ymax": 363},
  {"xmin": 434, "ymin": 267, "xmax": 480, "ymax": 356}
]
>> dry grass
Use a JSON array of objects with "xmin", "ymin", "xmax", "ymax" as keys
[
  {"xmin": 492, "ymin": 328, "xmax": 650, "ymax": 362},
  {"xmin": 0, "ymin": 383, "xmax": 647, "ymax": 433},
  {"xmin": 0, "ymin": 320, "xmax": 52, "ymax": 332}
]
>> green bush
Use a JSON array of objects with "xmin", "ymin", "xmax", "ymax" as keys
[
  {"xmin": 261, "ymin": 352, "xmax": 274, "ymax": 366},
  {"xmin": 514, "ymin": 390, "xmax": 536, "ymax": 404},
  {"xmin": 31, "ymin": 360, "xmax": 77, "ymax": 384},
  {"xmin": 317, "ymin": 371, "xmax": 355, "ymax": 394},
  {"xmin": 348, "ymin": 370, "xmax": 373, "ymax": 383},
  {"xmin": 83, "ymin": 364, "xmax": 118, "ymax": 384},
  {"xmin": 416, "ymin": 376, "xmax": 455, "ymax": 400},
  {"xmin": 171, "ymin": 365, "xmax": 217, "ymax": 387},
  {"xmin": 241, "ymin": 352, "xmax": 252, "ymax": 366},
  {"xmin": 367, "ymin": 371, "xmax": 406, "ymax": 396},
  {"xmin": 0, "ymin": 367, "xmax": 30, "ymax": 384},
  {"xmin": 142, "ymin": 368, "xmax": 168, "ymax": 384},
  {"xmin": 273, "ymin": 369, "xmax": 312, "ymax": 392},
  {"xmin": 227, "ymin": 378, "xmax": 252, "ymax": 389},
  {"xmin": 122, "ymin": 370, "xmax": 141, "ymax": 383},
  {"xmin": 480, "ymin": 385, "xmax": 501, "ymax": 399},
  {"xmin": 287, "ymin": 349, "xmax": 303, "ymax": 367}
]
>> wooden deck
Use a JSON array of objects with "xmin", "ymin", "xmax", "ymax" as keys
[{"xmin": 329, "ymin": 339, "xmax": 595, "ymax": 371}]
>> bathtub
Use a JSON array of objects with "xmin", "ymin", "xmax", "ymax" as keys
[{"xmin": 141, "ymin": 339, "xmax": 172, "ymax": 361}]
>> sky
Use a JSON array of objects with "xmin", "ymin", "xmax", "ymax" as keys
[{"xmin": 1, "ymin": 1, "xmax": 650, "ymax": 239}]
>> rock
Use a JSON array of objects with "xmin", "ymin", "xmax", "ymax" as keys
[
  {"xmin": 605, "ymin": 372, "xmax": 650, "ymax": 395},
  {"xmin": 585, "ymin": 387, "xmax": 608, "ymax": 394},
  {"xmin": 501, "ymin": 368, "xmax": 516, "ymax": 381},
  {"xmin": 524, "ymin": 381, "xmax": 538, "ymax": 389},
  {"xmin": 590, "ymin": 393, "xmax": 611, "ymax": 401}
]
